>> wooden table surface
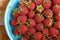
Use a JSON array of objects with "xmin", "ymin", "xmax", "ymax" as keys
[
  {"xmin": 0, "ymin": 25, "xmax": 9, "ymax": 40},
  {"xmin": 0, "ymin": 0, "xmax": 9, "ymax": 40}
]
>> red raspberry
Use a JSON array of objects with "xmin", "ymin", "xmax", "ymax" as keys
[
  {"xmin": 28, "ymin": 1, "xmax": 35, "ymax": 10},
  {"xmin": 57, "ymin": 33, "xmax": 60, "ymax": 40},
  {"xmin": 34, "ymin": 14, "xmax": 44, "ymax": 23},
  {"xmin": 17, "ymin": 16, "xmax": 27, "ymax": 23},
  {"xmin": 19, "ymin": 24, "xmax": 28, "ymax": 34},
  {"xmin": 36, "ymin": 5, "xmax": 44, "ymax": 13},
  {"xmin": 43, "ymin": 28, "xmax": 49, "ymax": 35},
  {"xmin": 43, "ymin": 9, "xmax": 53, "ymax": 18},
  {"xmin": 34, "ymin": 0, "xmax": 43, "ymax": 5},
  {"xmin": 12, "ymin": 13, "xmax": 19, "ymax": 18},
  {"xmin": 28, "ymin": 11, "xmax": 35, "ymax": 18},
  {"xmin": 42, "ymin": 37, "xmax": 49, "ymax": 40},
  {"xmin": 49, "ymin": 27, "xmax": 59, "ymax": 35},
  {"xmin": 27, "ymin": 19, "xmax": 36, "ymax": 27},
  {"xmin": 34, "ymin": 32, "xmax": 42, "ymax": 40},
  {"xmin": 21, "ymin": 0, "xmax": 35, "ymax": 10},
  {"xmin": 30, "ymin": 38, "xmax": 35, "ymax": 40},
  {"xmin": 52, "ymin": 5, "xmax": 60, "ymax": 14},
  {"xmin": 20, "ymin": 37, "xmax": 28, "ymax": 40},
  {"xmin": 10, "ymin": 19, "xmax": 17, "ymax": 26},
  {"xmin": 13, "ymin": 27, "xmax": 19, "ymax": 34},
  {"xmin": 28, "ymin": 27, "xmax": 36, "ymax": 36},
  {"xmin": 18, "ymin": 5, "xmax": 28, "ymax": 15},
  {"xmin": 23, "ymin": 34, "xmax": 29, "ymax": 39},
  {"xmin": 35, "ymin": 23, "xmax": 43, "ymax": 31},
  {"xmin": 54, "ymin": 21, "xmax": 60, "ymax": 29},
  {"xmin": 53, "ymin": 0, "xmax": 60, "ymax": 5},
  {"xmin": 43, "ymin": 18, "xmax": 53, "ymax": 27},
  {"xmin": 54, "ymin": 12, "xmax": 60, "ymax": 21},
  {"xmin": 43, "ymin": 0, "xmax": 51, "ymax": 9}
]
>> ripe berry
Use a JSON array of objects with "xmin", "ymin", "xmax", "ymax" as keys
[
  {"xmin": 13, "ymin": 27, "xmax": 19, "ymax": 34},
  {"xmin": 27, "ymin": 19, "xmax": 36, "ymax": 27},
  {"xmin": 21, "ymin": 0, "xmax": 35, "ymax": 10},
  {"xmin": 19, "ymin": 24, "xmax": 28, "ymax": 34},
  {"xmin": 43, "ymin": 28, "xmax": 49, "ymax": 35},
  {"xmin": 30, "ymin": 38, "xmax": 35, "ymax": 40},
  {"xmin": 52, "ymin": 5, "xmax": 60, "ymax": 14},
  {"xmin": 12, "ymin": 13, "xmax": 19, "ymax": 18},
  {"xmin": 43, "ymin": 9, "xmax": 53, "ymax": 18},
  {"xmin": 18, "ymin": 5, "xmax": 28, "ymax": 15},
  {"xmin": 28, "ymin": 1, "xmax": 35, "ymax": 10},
  {"xmin": 34, "ymin": 32, "xmax": 42, "ymax": 40},
  {"xmin": 34, "ymin": 0, "xmax": 43, "ymax": 5},
  {"xmin": 57, "ymin": 33, "xmax": 60, "ymax": 40},
  {"xmin": 23, "ymin": 34, "xmax": 29, "ymax": 39},
  {"xmin": 53, "ymin": 0, "xmax": 60, "ymax": 5},
  {"xmin": 20, "ymin": 37, "xmax": 28, "ymax": 40},
  {"xmin": 17, "ymin": 16, "xmax": 27, "ymax": 23},
  {"xmin": 28, "ymin": 11, "xmax": 35, "ymax": 18},
  {"xmin": 35, "ymin": 23, "xmax": 43, "ymax": 31},
  {"xmin": 54, "ymin": 12, "xmax": 60, "ymax": 21},
  {"xmin": 28, "ymin": 27, "xmax": 36, "ymax": 36},
  {"xmin": 34, "ymin": 14, "xmax": 44, "ymax": 23},
  {"xmin": 43, "ymin": 18, "xmax": 53, "ymax": 27},
  {"xmin": 49, "ymin": 27, "xmax": 59, "ymax": 35},
  {"xmin": 54, "ymin": 21, "xmax": 60, "ymax": 29},
  {"xmin": 43, "ymin": 0, "xmax": 51, "ymax": 9},
  {"xmin": 42, "ymin": 37, "xmax": 49, "ymax": 40},
  {"xmin": 10, "ymin": 19, "xmax": 17, "ymax": 26}
]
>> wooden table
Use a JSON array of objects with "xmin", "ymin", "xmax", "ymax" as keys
[
  {"xmin": 0, "ymin": 0, "xmax": 9, "ymax": 40},
  {"xmin": 0, "ymin": 25, "xmax": 9, "ymax": 40}
]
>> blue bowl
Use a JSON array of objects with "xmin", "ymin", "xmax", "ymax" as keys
[{"xmin": 4, "ymin": 0, "xmax": 23, "ymax": 40}]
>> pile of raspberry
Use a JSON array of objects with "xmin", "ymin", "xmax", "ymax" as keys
[{"xmin": 10, "ymin": 0, "xmax": 60, "ymax": 40}]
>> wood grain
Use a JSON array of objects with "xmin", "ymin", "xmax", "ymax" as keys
[
  {"xmin": 0, "ymin": 25, "xmax": 9, "ymax": 40},
  {"xmin": 0, "ymin": 0, "xmax": 10, "ymax": 40},
  {"xmin": 0, "ymin": 0, "xmax": 9, "ymax": 10},
  {"xmin": 0, "ymin": 0, "xmax": 9, "ymax": 20}
]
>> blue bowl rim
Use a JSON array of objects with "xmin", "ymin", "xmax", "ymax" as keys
[
  {"xmin": 4, "ymin": 0, "xmax": 20, "ymax": 40},
  {"xmin": 4, "ymin": 0, "xmax": 14, "ymax": 40}
]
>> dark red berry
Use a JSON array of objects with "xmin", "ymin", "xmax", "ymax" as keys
[
  {"xmin": 34, "ymin": 14, "xmax": 44, "ymax": 23},
  {"xmin": 49, "ymin": 27, "xmax": 59, "ymax": 35},
  {"xmin": 10, "ymin": 19, "xmax": 17, "ymax": 26},
  {"xmin": 17, "ymin": 16, "xmax": 27, "ymax": 23},
  {"xmin": 43, "ymin": 0, "xmax": 51, "ymax": 9},
  {"xmin": 35, "ymin": 23, "xmax": 43, "ymax": 31},
  {"xmin": 19, "ymin": 24, "xmax": 28, "ymax": 34}
]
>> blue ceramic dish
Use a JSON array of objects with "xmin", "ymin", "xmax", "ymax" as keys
[{"xmin": 4, "ymin": 0, "xmax": 23, "ymax": 40}]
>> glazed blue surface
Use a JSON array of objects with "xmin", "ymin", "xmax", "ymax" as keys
[{"xmin": 4, "ymin": 0, "xmax": 23, "ymax": 40}]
